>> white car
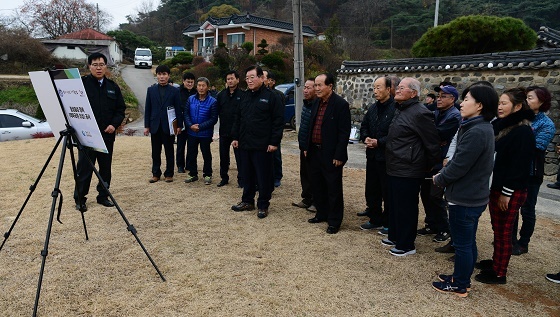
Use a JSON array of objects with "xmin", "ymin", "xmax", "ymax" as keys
[{"xmin": 0, "ymin": 109, "xmax": 54, "ymax": 141}]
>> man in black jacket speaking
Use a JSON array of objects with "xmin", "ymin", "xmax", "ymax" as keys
[
  {"xmin": 231, "ymin": 65, "xmax": 284, "ymax": 219},
  {"xmin": 74, "ymin": 52, "xmax": 126, "ymax": 211}
]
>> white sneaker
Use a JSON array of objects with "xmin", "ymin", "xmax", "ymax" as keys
[{"xmin": 389, "ymin": 248, "xmax": 416, "ymax": 257}]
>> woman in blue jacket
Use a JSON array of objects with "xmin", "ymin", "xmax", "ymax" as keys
[{"xmin": 511, "ymin": 86, "xmax": 556, "ymax": 255}]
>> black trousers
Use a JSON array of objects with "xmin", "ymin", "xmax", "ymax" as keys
[
  {"xmin": 186, "ymin": 135, "xmax": 212, "ymax": 177},
  {"xmin": 365, "ymin": 158, "xmax": 388, "ymax": 226},
  {"xmin": 176, "ymin": 131, "xmax": 188, "ymax": 170},
  {"xmin": 239, "ymin": 149, "xmax": 274, "ymax": 210},
  {"xmin": 74, "ymin": 135, "xmax": 114, "ymax": 203},
  {"xmin": 420, "ymin": 178, "xmax": 449, "ymax": 233},
  {"xmin": 299, "ymin": 150, "xmax": 313, "ymax": 205},
  {"xmin": 150, "ymin": 128, "xmax": 175, "ymax": 178},
  {"xmin": 388, "ymin": 175, "xmax": 422, "ymax": 251},
  {"xmin": 272, "ymin": 144, "xmax": 283, "ymax": 182},
  {"xmin": 219, "ymin": 135, "xmax": 241, "ymax": 184},
  {"xmin": 307, "ymin": 145, "xmax": 344, "ymax": 228}
]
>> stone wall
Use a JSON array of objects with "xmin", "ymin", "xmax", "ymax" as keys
[{"xmin": 336, "ymin": 68, "xmax": 560, "ymax": 175}]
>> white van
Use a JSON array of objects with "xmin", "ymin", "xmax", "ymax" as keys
[{"xmin": 134, "ymin": 48, "xmax": 152, "ymax": 68}]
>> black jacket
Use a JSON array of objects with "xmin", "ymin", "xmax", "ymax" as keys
[
  {"xmin": 82, "ymin": 74, "xmax": 126, "ymax": 140},
  {"xmin": 491, "ymin": 109, "xmax": 536, "ymax": 196},
  {"xmin": 385, "ymin": 97, "xmax": 441, "ymax": 178},
  {"xmin": 304, "ymin": 92, "xmax": 351, "ymax": 163},
  {"xmin": 359, "ymin": 96, "xmax": 396, "ymax": 161},
  {"xmin": 217, "ymin": 87, "xmax": 244, "ymax": 137},
  {"xmin": 232, "ymin": 84, "xmax": 284, "ymax": 151}
]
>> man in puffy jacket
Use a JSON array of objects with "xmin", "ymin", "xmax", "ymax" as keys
[
  {"xmin": 292, "ymin": 78, "xmax": 316, "ymax": 210},
  {"xmin": 183, "ymin": 77, "xmax": 218, "ymax": 185},
  {"xmin": 383, "ymin": 77, "xmax": 440, "ymax": 256},
  {"xmin": 231, "ymin": 65, "xmax": 284, "ymax": 219}
]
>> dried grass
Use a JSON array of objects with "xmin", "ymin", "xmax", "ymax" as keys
[{"xmin": 0, "ymin": 134, "xmax": 559, "ymax": 316}]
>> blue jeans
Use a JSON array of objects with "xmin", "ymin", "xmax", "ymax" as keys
[{"xmin": 449, "ymin": 204, "xmax": 486, "ymax": 289}]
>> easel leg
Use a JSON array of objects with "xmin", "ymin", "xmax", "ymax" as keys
[
  {"xmin": 0, "ymin": 134, "xmax": 63, "ymax": 252},
  {"xmin": 33, "ymin": 133, "xmax": 71, "ymax": 317},
  {"xmin": 67, "ymin": 137, "xmax": 89, "ymax": 240}
]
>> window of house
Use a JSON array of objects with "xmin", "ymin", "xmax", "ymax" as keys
[
  {"xmin": 67, "ymin": 45, "xmax": 75, "ymax": 50},
  {"xmin": 197, "ymin": 37, "xmax": 215, "ymax": 52},
  {"xmin": 227, "ymin": 33, "xmax": 245, "ymax": 49}
]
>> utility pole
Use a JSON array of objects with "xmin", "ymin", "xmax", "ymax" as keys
[
  {"xmin": 434, "ymin": 0, "xmax": 440, "ymax": 27},
  {"xmin": 292, "ymin": 0, "xmax": 304, "ymax": 131},
  {"xmin": 96, "ymin": 3, "xmax": 100, "ymax": 31}
]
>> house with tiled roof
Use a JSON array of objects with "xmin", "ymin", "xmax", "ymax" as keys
[
  {"xmin": 42, "ymin": 28, "xmax": 122, "ymax": 66},
  {"xmin": 182, "ymin": 13, "xmax": 317, "ymax": 57}
]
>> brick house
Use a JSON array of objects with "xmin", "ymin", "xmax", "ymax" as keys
[{"xmin": 182, "ymin": 13, "xmax": 317, "ymax": 57}]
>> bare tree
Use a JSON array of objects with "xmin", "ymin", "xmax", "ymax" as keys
[{"xmin": 19, "ymin": 0, "xmax": 112, "ymax": 38}]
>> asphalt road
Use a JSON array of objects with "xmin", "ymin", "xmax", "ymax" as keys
[
  {"xmin": 120, "ymin": 65, "xmax": 560, "ymax": 220},
  {"xmin": 121, "ymin": 65, "xmax": 156, "ymax": 130}
]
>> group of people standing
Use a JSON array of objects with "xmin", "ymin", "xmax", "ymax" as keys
[
  {"xmin": 337, "ymin": 74, "xmax": 556, "ymax": 297},
  {"xmin": 74, "ymin": 52, "xmax": 558, "ymax": 296}
]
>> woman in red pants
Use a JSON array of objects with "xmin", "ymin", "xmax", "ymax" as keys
[{"xmin": 475, "ymin": 88, "xmax": 535, "ymax": 284}]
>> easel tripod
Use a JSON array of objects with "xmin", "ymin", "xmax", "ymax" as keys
[{"xmin": 0, "ymin": 126, "xmax": 165, "ymax": 316}]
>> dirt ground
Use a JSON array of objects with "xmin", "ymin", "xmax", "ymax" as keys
[{"xmin": 0, "ymin": 133, "xmax": 559, "ymax": 316}]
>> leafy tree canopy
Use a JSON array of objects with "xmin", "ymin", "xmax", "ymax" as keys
[
  {"xmin": 411, "ymin": 15, "xmax": 537, "ymax": 57},
  {"xmin": 199, "ymin": 4, "xmax": 241, "ymax": 22}
]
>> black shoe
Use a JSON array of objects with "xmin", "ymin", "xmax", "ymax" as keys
[
  {"xmin": 475, "ymin": 259, "xmax": 493, "ymax": 270},
  {"xmin": 97, "ymin": 198, "xmax": 114, "ymax": 207},
  {"xmin": 231, "ymin": 202, "xmax": 255, "ymax": 211},
  {"xmin": 357, "ymin": 208, "xmax": 369, "ymax": 217},
  {"xmin": 435, "ymin": 241, "xmax": 455, "ymax": 253},
  {"xmin": 512, "ymin": 244, "xmax": 528, "ymax": 256},
  {"xmin": 475, "ymin": 269, "xmax": 506, "ymax": 284},
  {"xmin": 257, "ymin": 209, "xmax": 269, "ymax": 219},
  {"xmin": 178, "ymin": 167, "xmax": 186, "ymax": 173},
  {"xmin": 217, "ymin": 180, "xmax": 229, "ymax": 187},
  {"xmin": 547, "ymin": 183, "xmax": 560, "ymax": 189},
  {"xmin": 417, "ymin": 227, "xmax": 435, "ymax": 236},
  {"xmin": 433, "ymin": 232, "xmax": 451, "ymax": 243},
  {"xmin": 326, "ymin": 226, "xmax": 339, "ymax": 234},
  {"xmin": 75, "ymin": 202, "xmax": 87, "ymax": 212},
  {"xmin": 308, "ymin": 217, "xmax": 326, "ymax": 223}
]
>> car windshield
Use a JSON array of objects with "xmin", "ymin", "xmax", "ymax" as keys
[{"xmin": 136, "ymin": 50, "xmax": 151, "ymax": 56}]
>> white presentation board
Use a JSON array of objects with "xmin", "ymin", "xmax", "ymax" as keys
[{"xmin": 29, "ymin": 69, "xmax": 108, "ymax": 153}]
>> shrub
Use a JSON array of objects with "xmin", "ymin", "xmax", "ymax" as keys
[
  {"xmin": 412, "ymin": 15, "xmax": 537, "ymax": 57},
  {"xmin": 171, "ymin": 52, "xmax": 193, "ymax": 65}
]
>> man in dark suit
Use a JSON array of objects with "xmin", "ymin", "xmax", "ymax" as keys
[
  {"xmin": 74, "ymin": 52, "xmax": 126, "ymax": 211},
  {"xmin": 144, "ymin": 65, "xmax": 183, "ymax": 183},
  {"xmin": 305, "ymin": 73, "xmax": 351, "ymax": 234}
]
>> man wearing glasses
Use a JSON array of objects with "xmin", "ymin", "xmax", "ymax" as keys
[
  {"xmin": 384, "ymin": 77, "xmax": 440, "ymax": 256},
  {"xmin": 230, "ymin": 65, "xmax": 284, "ymax": 219},
  {"xmin": 74, "ymin": 52, "xmax": 126, "ymax": 211},
  {"xmin": 418, "ymin": 85, "xmax": 461, "ymax": 244}
]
